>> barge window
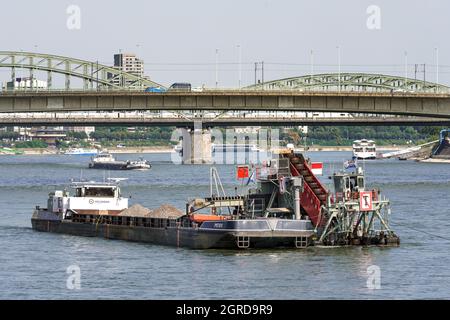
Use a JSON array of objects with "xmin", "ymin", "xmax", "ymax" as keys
[
  {"xmin": 350, "ymin": 177, "xmax": 357, "ymax": 191},
  {"xmin": 85, "ymin": 187, "xmax": 115, "ymax": 198},
  {"xmin": 75, "ymin": 188, "xmax": 83, "ymax": 197},
  {"xmin": 333, "ymin": 177, "xmax": 344, "ymax": 193},
  {"xmin": 357, "ymin": 177, "xmax": 365, "ymax": 189},
  {"xmin": 344, "ymin": 177, "xmax": 353, "ymax": 192}
]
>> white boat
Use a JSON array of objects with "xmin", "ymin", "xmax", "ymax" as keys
[
  {"xmin": 89, "ymin": 152, "xmax": 151, "ymax": 170},
  {"xmin": 89, "ymin": 153, "xmax": 126, "ymax": 170},
  {"xmin": 64, "ymin": 148, "xmax": 98, "ymax": 156},
  {"xmin": 352, "ymin": 139, "xmax": 376, "ymax": 160},
  {"xmin": 126, "ymin": 158, "xmax": 152, "ymax": 170}
]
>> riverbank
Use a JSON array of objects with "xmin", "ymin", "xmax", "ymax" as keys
[
  {"xmin": 302, "ymin": 145, "xmax": 407, "ymax": 152},
  {"xmin": 0, "ymin": 146, "xmax": 174, "ymax": 155},
  {"xmin": 419, "ymin": 158, "xmax": 450, "ymax": 164},
  {"xmin": 104, "ymin": 146, "xmax": 174, "ymax": 154},
  {"xmin": 1, "ymin": 145, "xmax": 410, "ymax": 155},
  {"xmin": 0, "ymin": 148, "xmax": 57, "ymax": 155}
]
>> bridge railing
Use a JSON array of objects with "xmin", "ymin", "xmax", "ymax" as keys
[{"xmin": 2, "ymin": 87, "xmax": 450, "ymax": 95}]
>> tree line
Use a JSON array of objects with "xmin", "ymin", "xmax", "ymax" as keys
[
  {"xmin": 283, "ymin": 126, "xmax": 442, "ymax": 146},
  {"xmin": 0, "ymin": 125, "xmax": 443, "ymax": 147}
]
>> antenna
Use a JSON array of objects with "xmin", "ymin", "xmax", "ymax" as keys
[
  {"xmin": 363, "ymin": 157, "xmax": 366, "ymax": 174},
  {"xmin": 210, "ymin": 167, "xmax": 226, "ymax": 198}
]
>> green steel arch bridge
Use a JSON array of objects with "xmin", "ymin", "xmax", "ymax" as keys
[
  {"xmin": 0, "ymin": 51, "xmax": 164, "ymax": 90},
  {"xmin": 1, "ymin": 51, "xmax": 449, "ymax": 93},
  {"xmin": 246, "ymin": 73, "xmax": 450, "ymax": 93}
]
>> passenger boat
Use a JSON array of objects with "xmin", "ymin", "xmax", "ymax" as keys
[
  {"xmin": 32, "ymin": 150, "xmax": 399, "ymax": 249},
  {"xmin": 88, "ymin": 153, "xmax": 151, "ymax": 170},
  {"xmin": 352, "ymin": 139, "xmax": 376, "ymax": 160}
]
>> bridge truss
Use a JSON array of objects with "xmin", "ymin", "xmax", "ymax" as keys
[
  {"xmin": 246, "ymin": 73, "xmax": 450, "ymax": 93},
  {"xmin": 0, "ymin": 51, "xmax": 164, "ymax": 90}
]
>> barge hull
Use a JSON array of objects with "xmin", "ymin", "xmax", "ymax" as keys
[{"xmin": 31, "ymin": 218, "xmax": 313, "ymax": 249}]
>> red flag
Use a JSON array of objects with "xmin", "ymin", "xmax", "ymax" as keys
[
  {"xmin": 311, "ymin": 162, "xmax": 323, "ymax": 175},
  {"xmin": 237, "ymin": 165, "xmax": 249, "ymax": 179}
]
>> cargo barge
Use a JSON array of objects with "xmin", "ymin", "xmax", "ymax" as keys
[{"xmin": 32, "ymin": 150, "xmax": 399, "ymax": 249}]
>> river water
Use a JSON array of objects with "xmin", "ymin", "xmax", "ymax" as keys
[{"xmin": 0, "ymin": 151, "xmax": 449, "ymax": 299}]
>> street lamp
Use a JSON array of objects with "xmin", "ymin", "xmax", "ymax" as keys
[
  {"xmin": 237, "ymin": 45, "xmax": 242, "ymax": 89},
  {"xmin": 136, "ymin": 44, "xmax": 143, "ymax": 72},
  {"xmin": 404, "ymin": 51, "xmax": 408, "ymax": 90},
  {"xmin": 215, "ymin": 49, "xmax": 219, "ymax": 88},
  {"xmin": 435, "ymin": 47, "xmax": 439, "ymax": 92},
  {"xmin": 136, "ymin": 44, "xmax": 143, "ymax": 56},
  {"xmin": 337, "ymin": 46, "xmax": 341, "ymax": 92}
]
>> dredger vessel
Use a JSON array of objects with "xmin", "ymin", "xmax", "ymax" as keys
[{"xmin": 31, "ymin": 150, "xmax": 399, "ymax": 249}]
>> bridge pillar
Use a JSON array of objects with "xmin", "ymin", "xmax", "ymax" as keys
[
  {"xmin": 181, "ymin": 128, "xmax": 212, "ymax": 164},
  {"xmin": 83, "ymin": 64, "xmax": 89, "ymax": 90},
  {"xmin": 11, "ymin": 56, "xmax": 15, "ymax": 84},
  {"xmin": 29, "ymin": 57, "xmax": 34, "ymax": 89},
  {"xmin": 65, "ymin": 61, "xmax": 70, "ymax": 90},
  {"xmin": 47, "ymin": 59, "xmax": 52, "ymax": 89}
]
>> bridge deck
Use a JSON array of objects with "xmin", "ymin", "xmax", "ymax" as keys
[{"xmin": 1, "ymin": 90, "xmax": 450, "ymax": 119}]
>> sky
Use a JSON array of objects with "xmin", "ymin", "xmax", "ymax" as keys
[{"xmin": 1, "ymin": 0, "xmax": 449, "ymax": 88}]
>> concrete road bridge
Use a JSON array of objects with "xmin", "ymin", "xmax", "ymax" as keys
[
  {"xmin": 1, "ymin": 51, "xmax": 450, "ymax": 119},
  {"xmin": 1, "ymin": 90, "xmax": 450, "ymax": 119}
]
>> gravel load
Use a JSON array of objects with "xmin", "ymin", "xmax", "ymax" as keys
[
  {"xmin": 119, "ymin": 204, "xmax": 151, "ymax": 217},
  {"xmin": 119, "ymin": 204, "xmax": 184, "ymax": 219},
  {"xmin": 148, "ymin": 204, "xmax": 184, "ymax": 219}
]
